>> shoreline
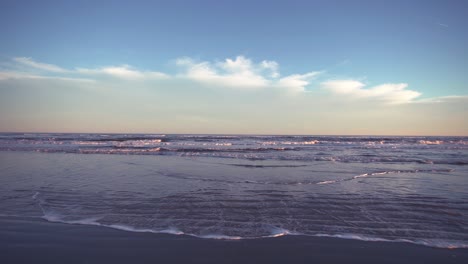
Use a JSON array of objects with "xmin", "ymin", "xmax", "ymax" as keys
[{"xmin": 1, "ymin": 216, "xmax": 467, "ymax": 264}]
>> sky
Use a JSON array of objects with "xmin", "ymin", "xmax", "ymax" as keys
[{"xmin": 0, "ymin": 0, "xmax": 467, "ymax": 135}]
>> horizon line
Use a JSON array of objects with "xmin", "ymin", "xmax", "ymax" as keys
[{"xmin": 0, "ymin": 131, "xmax": 466, "ymax": 137}]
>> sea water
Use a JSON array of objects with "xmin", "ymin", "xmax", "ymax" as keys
[{"xmin": 0, "ymin": 133, "xmax": 467, "ymax": 248}]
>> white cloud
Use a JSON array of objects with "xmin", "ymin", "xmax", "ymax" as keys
[
  {"xmin": 278, "ymin": 72, "xmax": 321, "ymax": 93},
  {"xmin": 414, "ymin": 95, "xmax": 468, "ymax": 104},
  {"xmin": 260, "ymin": 60, "xmax": 280, "ymax": 78},
  {"xmin": 0, "ymin": 71, "xmax": 94, "ymax": 82},
  {"xmin": 13, "ymin": 57, "xmax": 68, "ymax": 73},
  {"xmin": 176, "ymin": 56, "xmax": 320, "ymax": 92},
  {"xmin": 11, "ymin": 57, "xmax": 167, "ymax": 80},
  {"xmin": 6, "ymin": 55, "xmax": 453, "ymax": 105},
  {"xmin": 76, "ymin": 65, "xmax": 168, "ymax": 80},
  {"xmin": 5, "ymin": 56, "xmax": 321, "ymax": 92},
  {"xmin": 177, "ymin": 56, "xmax": 269, "ymax": 88},
  {"xmin": 322, "ymin": 80, "xmax": 422, "ymax": 104}
]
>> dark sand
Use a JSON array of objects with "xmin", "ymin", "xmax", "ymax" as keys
[{"xmin": 1, "ymin": 216, "xmax": 466, "ymax": 264}]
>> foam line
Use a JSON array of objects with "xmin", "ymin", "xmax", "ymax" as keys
[{"xmin": 37, "ymin": 210, "xmax": 468, "ymax": 249}]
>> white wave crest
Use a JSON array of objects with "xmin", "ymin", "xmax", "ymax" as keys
[
  {"xmin": 316, "ymin": 180, "xmax": 337, "ymax": 185},
  {"xmin": 419, "ymin": 140, "xmax": 443, "ymax": 145}
]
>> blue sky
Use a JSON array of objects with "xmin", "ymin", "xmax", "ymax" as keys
[{"xmin": 0, "ymin": 0, "xmax": 467, "ymax": 135}]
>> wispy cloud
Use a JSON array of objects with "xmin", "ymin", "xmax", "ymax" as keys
[
  {"xmin": 76, "ymin": 65, "xmax": 168, "ymax": 80},
  {"xmin": 322, "ymin": 80, "xmax": 421, "ymax": 104},
  {"xmin": 436, "ymin": 22, "xmax": 449, "ymax": 28},
  {"xmin": 9, "ymin": 57, "xmax": 169, "ymax": 81},
  {"xmin": 337, "ymin": 59, "xmax": 351, "ymax": 66},
  {"xmin": 413, "ymin": 95, "xmax": 468, "ymax": 104},
  {"xmin": 13, "ymin": 57, "xmax": 68, "ymax": 73},
  {"xmin": 0, "ymin": 71, "xmax": 94, "ymax": 82}
]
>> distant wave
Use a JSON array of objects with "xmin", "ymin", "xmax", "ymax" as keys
[
  {"xmin": 2, "ymin": 133, "xmax": 467, "ymax": 145},
  {"xmin": 316, "ymin": 169, "xmax": 455, "ymax": 185},
  {"xmin": 2, "ymin": 145, "xmax": 467, "ymax": 166},
  {"xmin": 1, "ymin": 133, "xmax": 467, "ymax": 165},
  {"xmin": 227, "ymin": 164, "xmax": 309, "ymax": 168}
]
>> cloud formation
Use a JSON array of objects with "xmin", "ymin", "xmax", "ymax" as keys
[
  {"xmin": 2, "ymin": 55, "xmax": 456, "ymax": 105},
  {"xmin": 2, "ymin": 55, "xmax": 467, "ymax": 135},
  {"xmin": 13, "ymin": 57, "xmax": 68, "ymax": 73},
  {"xmin": 0, "ymin": 71, "xmax": 93, "ymax": 82},
  {"xmin": 322, "ymin": 80, "xmax": 422, "ymax": 104},
  {"xmin": 176, "ymin": 56, "xmax": 320, "ymax": 93},
  {"xmin": 414, "ymin": 95, "xmax": 468, "ymax": 104},
  {"xmin": 2, "ymin": 55, "xmax": 321, "ymax": 94},
  {"xmin": 11, "ymin": 57, "xmax": 167, "ymax": 80},
  {"xmin": 176, "ymin": 56, "xmax": 270, "ymax": 88},
  {"xmin": 76, "ymin": 65, "xmax": 168, "ymax": 80}
]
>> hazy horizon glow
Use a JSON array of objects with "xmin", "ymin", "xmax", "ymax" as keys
[{"xmin": 1, "ymin": 1, "xmax": 467, "ymax": 135}]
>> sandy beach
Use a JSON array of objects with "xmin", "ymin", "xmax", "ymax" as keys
[{"xmin": 1, "ymin": 215, "xmax": 466, "ymax": 264}]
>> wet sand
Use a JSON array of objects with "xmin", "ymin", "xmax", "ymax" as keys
[{"xmin": 1, "ymin": 216, "xmax": 466, "ymax": 264}]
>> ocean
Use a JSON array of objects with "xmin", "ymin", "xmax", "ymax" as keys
[{"xmin": 0, "ymin": 133, "xmax": 467, "ymax": 249}]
